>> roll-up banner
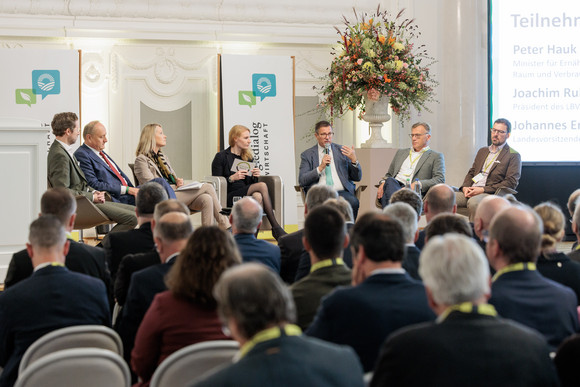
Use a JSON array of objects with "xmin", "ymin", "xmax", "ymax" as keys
[{"xmin": 220, "ymin": 54, "xmax": 297, "ymax": 226}]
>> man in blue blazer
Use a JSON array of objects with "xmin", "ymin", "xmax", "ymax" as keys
[
  {"xmin": 299, "ymin": 121, "xmax": 362, "ymax": 218},
  {"xmin": 487, "ymin": 206, "xmax": 579, "ymax": 351},
  {"xmin": 0, "ymin": 216, "xmax": 110, "ymax": 387},
  {"xmin": 306, "ymin": 212, "xmax": 435, "ymax": 372},
  {"xmin": 74, "ymin": 121, "xmax": 138, "ymax": 205}
]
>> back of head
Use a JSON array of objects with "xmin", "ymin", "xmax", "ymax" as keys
[
  {"xmin": 136, "ymin": 182, "xmax": 168, "ymax": 216},
  {"xmin": 424, "ymin": 213, "xmax": 473, "ymax": 241},
  {"xmin": 383, "ymin": 202, "xmax": 418, "ymax": 243},
  {"xmin": 323, "ymin": 197, "xmax": 354, "ymax": 223},
  {"xmin": 154, "ymin": 212, "xmax": 194, "ymax": 243},
  {"xmin": 304, "ymin": 206, "xmax": 346, "ymax": 260},
  {"xmin": 424, "ymin": 184, "xmax": 455, "ymax": 215},
  {"xmin": 419, "ymin": 234, "xmax": 490, "ymax": 306},
  {"xmin": 573, "ymin": 205, "xmax": 580, "ymax": 237},
  {"xmin": 567, "ymin": 189, "xmax": 580, "ymax": 217},
  {"xmin": 153, "ymin": 199, "xmax": 189, "ymax": 222},
  {"xmin": 489, "ymin": 206, "xmax": 543, "ymax": 264},
  {"xmin": 29, "ymin": 214, "xmax": 67, "ymax": 250},
  {"xmin": 389, "ymin": 188, "xmax": 422, "ymax": 219},
  {"xmin": 51, "ymin": 112, "xmax": 78, "ymax": 137},
  {"xmin": 231, "ymin": 197, "xmax": 263, "ymax": 234},
  {"xmin": 534, "ymin": 202, "xmax": 565, "ymax": 252},
  {"xmin": 40, "ymin": 188, "xmax": 77, "ymax": 224},
  {"xmin": 166, "ymin": 226, "xmax": 242, "ymax": 306},
  {"xmin": 214, "ymin": 263, "xmax": 296, "ymax": 339},
  {"xmin": 474, "ymin": 195, "xmax": 511, "ymax": 228},
  {"xmin": 351, "ymin": 212, "xmax": 405, "ymax": 262},
  {"xmin": 305, "ymin": 184, "xmax": 338, "ymax": 212}
]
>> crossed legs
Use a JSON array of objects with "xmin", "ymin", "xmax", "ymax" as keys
[
  {"xmin": 175, "ymin": 183, "xmax": 230, "ymax": 228},
  {"xmin": 246, "ymin": 182, "xmax": 286, "ymax": 239}
]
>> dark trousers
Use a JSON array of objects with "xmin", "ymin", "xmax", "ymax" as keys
[
  {"xmin": 380, "ymin": 177, "xmax": 405, "ymax": 208},
  {"xmin": 338, "ymin": 190, "xmax": 359, "ymax": 220}
]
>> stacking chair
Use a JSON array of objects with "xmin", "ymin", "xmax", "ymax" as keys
[
  {"xmin": 19, "ymin": 325, "xmax": 123, "ymax": 375},
  {"xmin": 149, "ymin": 340, "xmax": 239, "ymax": 387},
  {"xmin": 15, "ymin": 348, "xmax": 130, "ymax": 387}
]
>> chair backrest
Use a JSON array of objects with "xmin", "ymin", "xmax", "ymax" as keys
[
  {"xmin": 19, "ymin": 325, "xmax": 123, "ymax": 375},
  {"xmin": 128, "ymin": 163, "xmax": 139, "ymax": 186},
  {"xmin": 73, "ymin": 195, "xmax": 114, "ymax": 229},
  {"xmin": 150, "ymin": 340, "xmax": 239, "ymax": 387},
  {"xmin": 15, "ymin": 348, "xmax": 130, "ymax": 387}
]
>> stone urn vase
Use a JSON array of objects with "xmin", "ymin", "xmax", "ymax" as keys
[{"xmin": 361, "ymin": 93, "xmax": 391, "ymax": 148}]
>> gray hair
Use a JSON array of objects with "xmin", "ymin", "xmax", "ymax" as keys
[
  {"xmin": 419, "ymin": 234, "xmax": 490, "ymax": 306},
  {"xmin": 153, "ymin": 199, "xmax": 189, "ymax": 222},
  {"xmin": 383, "ymin": 202, "xmax": 418, "ymax": 243},
  {"xmin": 232, "ymin": 197, "xmax": 263, "ymax": 234},
  {"xmin": 214, "ymin": 263, "xmax": 296, "ymax": 340},
  {"xmin": 29, "ymin": 215, "xmax": 67, "ymax": 249},
  {"xmin": 305, "ymin": 184, "xmax": 338, "ymax": 212},
  {"xmin": 154, "ymin": 212, "xmax": 194, "ymax": 242},
  {"xmin": 136, "ymin": 182, "xmax": 168, "ymax": 216},
  {"xmin": 412, "ymin": 122, "xmax": 431, "ymax": 134},
  {"xmin": 323, "ymin": 197, "xmax": 354, "ymax": 222}
]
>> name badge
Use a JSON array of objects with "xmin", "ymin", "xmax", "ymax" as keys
[{"xmin": 472, "ymin": 173, "xmax": 485, "ymax": 183}]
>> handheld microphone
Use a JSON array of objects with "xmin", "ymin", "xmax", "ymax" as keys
[{"xmin": 324, "ymin": 143, "xmax": 330, "ymax": 155}]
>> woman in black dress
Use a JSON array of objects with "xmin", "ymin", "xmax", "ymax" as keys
[{"xmin": 212, "ymin": 124, "xmax": 286, "ymax": 240}]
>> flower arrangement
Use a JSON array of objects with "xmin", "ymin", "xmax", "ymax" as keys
[{"xmin": 318, "ymin": 7, "xmax": 437, "ymax": 122}]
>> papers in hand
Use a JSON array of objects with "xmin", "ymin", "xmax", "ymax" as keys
[
  {"xmin": 230, "ymin": 158, "xmax": 256, "ymax": 172},
  {"xmin": 176, "ymin": 181, "xmax": 203, "ymax": 191}
]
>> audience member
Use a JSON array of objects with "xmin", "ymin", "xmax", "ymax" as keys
[
  {"xmin": 0, "ymin": 216, "xmax": 110, "ymax": 387},
  {"xmin": 423, "ymin": 213, "xmax": 473, "ymax": 242},
  {"xmin": 383, "ymin": 202, "xmax": 421, "ymax": 280},
  {"xmin": 194, "ymin": 263, "xmax": 364, "ymax": 387},
  {"xmin": 5, "ymin": 188, "xmax": 109, "ymax": 291},
  {"xmin": 472, "ymin": 195, "xmax": 511, "ymax": 248},
  {"xmin": 415, "ymin": 183, "xmax": 456, "ymax": 249},
  {"xmin": 114, "ymin": 199, "xmax": 189, "ymax": 307},
  {"xmin": 278, "ymin": 184, "xmax": 337, "ymax": 283},
  {"xmin": 117, "ymin": 212, "xmax": 193, "ymax": 373},
  {"xmin": 230, "ymin": 197, "xmax": 280, "ymax": 272},
  {"xmin": 306, "ymin": 213, "xmax": 435, "ymax": 372},
  {"xmin": 554, "ymin": 334, "xmax": 580, "ymax": 387},
  {"xmin": 290, "ymin": 206, "xmax": 351, "ymax": 330},
  {"xmin": 389, "ymin": 188, "xmax": 422, "ymax": 219},
  {"xmin": 487, "ymin": 206, "xmax": 579, "ymax": 350},
  {"xmin": 567, "ymin": 189, "xmax": 580, "ymax": 220},
  {"xmin": 568, "ymin": 204, "xmax": 580, "ymax": 262},
  {"xmin": 371, "ymin": 234, "xmax": 558, "ymax": 387},
  {"xmin": 131, "ymin": 227, "xmax": 241, "ymax": 387},
  {"xmin": 534, "ymin": 202, "xmax": 580, "ymax": 304}
]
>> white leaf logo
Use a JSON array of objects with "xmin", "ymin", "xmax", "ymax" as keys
[{"xmin": 20, "ymin": 91, "xmax": 31, "ymax": 102}]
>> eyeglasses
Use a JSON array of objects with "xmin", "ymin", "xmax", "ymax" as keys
[
  {"xmin": 490, "ymin": 128, "xmax": 507, "ymax": 135},
  {"xmin": 317, "ymin": 132, "xmax": 334, "ymax": 138},
  {"xmin": 409, "ymin": 133, "xmax": 428, "ymax": 138}
]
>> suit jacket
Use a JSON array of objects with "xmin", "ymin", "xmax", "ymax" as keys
[
  {"xmin": 114, "ymin": 250, "xmax": 160, "ymax": 306},
  {"xmin": 537, "ymin": 252, "xmax": 580, "ymax": 306},
  {"xmin": 290, "ymin": 262, "xmax": 352, "ymax": 330},
  {"xmin": 371, "ymin": 310, "xmax": 559, "ymax": 387},
  {"xmin": 460, "ymin": 144, "xmax": 522, "ymax": 193},
  {"xmin": 104, "ymin": 222, "xmax": 155, "ymax": 281},
  {"xmin": 194, "ymin": 333, "xmax": 364, "ymax": 387},
  {"xmin": 134, "ymin": 153, "xmax": 175, "ymax": 186},
  {"xmin": 489, "ymin": 268, "xmax": 579, "ymax": 350},
  {"xmin": 211, "ymin": 148, "xmax": 258, "ymax": 206},
  {"xmin": 48, "ymin": 140, "xmax": 94, "ymax": 200},
  {"xmin": 278, "ymin": 229, "xmax": 305, "ymax": 284},
  {"xmin": 567, "ymin": 248, "xmax": 580, "ymax": 264},
  {"xmin": 306, "ymin": 273, "xmax": 436, "ymax": 372},
  {"xmin": 298, "ymin": 143, "xmax": 362, "ymax": 195},
  {"xmin": 402, "ymin": 245, "xmax": 421, "ymax": 281},
  {"xmin": 74, "ymin": 144, "xmax": 135, "ymax": 204},
  {"xmin": 5, "ymin": 239, "xmax": 110, "ymax": 293},
  {"xmin": 234, "ymin": 233, "xmax": 281, "ymax": 273},
  {"xmin": 383, "ymin": 148, "xmax": 445, "ymax": 195},
  {"xmin": 0, "ymin": 266, "xmax": 110, "ymax": 387}
]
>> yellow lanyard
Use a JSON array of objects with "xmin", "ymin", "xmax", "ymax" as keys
[
  {"xmin": 482, "ymin": 150, "xmax": 501, "ymax": 174},
  {"xmin": 310, "ymin": 258, "xmax": 345, "ymax": 273},
  {"xmin": 239, "ymin": 325, "xmax": 302, "ymax": 359},
  {"xmin": 438, "ymin": 302, "xmax": 498, "ymax": 322},
  {"xmin": 492, "ymin": 262, "xmax": 536, "ymax": 282},
  {"xmin": 408, "ymin": 148, "xmax": 428, "ymax": 168}
]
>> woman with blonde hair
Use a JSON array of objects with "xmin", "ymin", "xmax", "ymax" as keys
[
  {"xmin": 534, "ymin": 202, "xmax": 580, "ymax": 304},
  {"xmin": 211, "ymin": 124, "xmax": 286, "ymax": 240},
  {"xmin": 131, "ymin": 226, "xmax": 241, "ymax": 387},
  {"xmin": 134, "ymin": 123, "xmax": 229, "ymax": 228}
]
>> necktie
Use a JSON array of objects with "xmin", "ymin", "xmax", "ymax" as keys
[
  {"xmin": 324, "ymin": 148, "xmax": 334, "ymax": 186},
  {"xmin": 99, "ymin": 151, "xmax": 128, "ymax": 186}
]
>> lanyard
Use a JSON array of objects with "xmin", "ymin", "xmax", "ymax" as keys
[
  {"xmin": 482, "ymin": 151, "xmax": 501, "ymax": 174},
  {"xmin": 492, "ymin": 262, "xmax": 536, "ymax": 282},
  {"xmin": 408, "ymin": 147, "xmax": 428, "ymax": 168},
  {"xmin": 310, "ymin": 258, "xmax": 344, "ymax": 273},
  {"xmin": 239, "ymin": 324, "xmax": 302, "ymax": 359},
  {"xmin": 438, "ymin": 302, "xmax": 498, "ymax": 322}
]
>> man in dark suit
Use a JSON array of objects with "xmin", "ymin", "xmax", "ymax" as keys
[
  {"xmin": 74, "ymin": 121, "xmax": 138, "ymax": 205},
  {"xmin": 0, "ymin": 215, "xmax": 110, "ymax": 387},
  {"xmin": 5, "ymin": 188, "xmax": 109, "ymax": 291},
  {"xmin": 456, "ymin": 118, "xmax": 522, "ymax": 220},
  {"xmin": 278, "ymin": 184, "xmax": 337, "ymax": 283},
  {"xmin": 377, "ymin": 122, "xmax": 445, "ymax": 207},
  {"xmin": 231, "ymin": 197, "xmax": 280, "ymax": 272},
  {"xmin": 383, "ymin": 202, "xmax": 421, "ymax": 280},
  {"xmin": 194, "ymin": 263, "xmax": 364, "ymax": 387},
  {"xmin": 306, "ymin": 213, "xmax": 435, "ymax": 372},
  {"xmin": 290, "ymin": 206, "xmax": 351, "ymax": 330},
  {"xmin": 487, "ymin": 206, "xmax": 579, "ymax": 351},
  {"xmin": 116, "ymin": 212, "xmax": 193, "ymax": 369},
  {"xmin": 47, "ymin": 112, "xmax": 137, "ymax": 234},
  {"xmin": 372, "ymin": 234, "xmax": 559, "ymax": 387},
  {"xmin": 298, "ymin": 120, "xmax": 362, "ymax": 218}
]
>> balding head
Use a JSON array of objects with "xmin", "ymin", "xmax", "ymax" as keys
[
  {"xmin": 154, "ymin": 211, "xmax": 193, "ymax": 261},
  {"xmin": 231, "ymin": 197, "xmax": 263, "ymax": 234},
  {"xmin": 473, "ymin": 195, "xmax": 511, "ymax": 241},
  {"xmin": 424, "ymin": 184, "xmax": 456, "ymax": 222},
  {"xmin": 153, "ymin": 199, "xmax": 189, "ymax": 222}
]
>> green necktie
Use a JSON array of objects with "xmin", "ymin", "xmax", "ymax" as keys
[{"xmin": 325, "ymin": 148, "xmax": 334, "ymax": 186}]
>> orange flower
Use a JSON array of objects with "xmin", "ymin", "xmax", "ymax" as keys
[
  {"xmin": 384, "ymin": 77, "xmax": 392, "ymax": 83},
  {"xmin": 388, "ymin": 36, "xmax": 396, "ymax": 45},
  {"xmin": 378, "ymin": 35, "xmax": 386, "ymax": 44}
]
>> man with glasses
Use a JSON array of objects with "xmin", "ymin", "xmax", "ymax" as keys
[
  {"xmin": 377, "ymin": 122, "xmax": 445, "ymax": 208},
  {"xmin": 299, "ymin": 121, "xmax": 362, "ymax": 218},
  {"xmin": 456, "ymin": 118, "xmax": 521, "ymax": 220}
]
